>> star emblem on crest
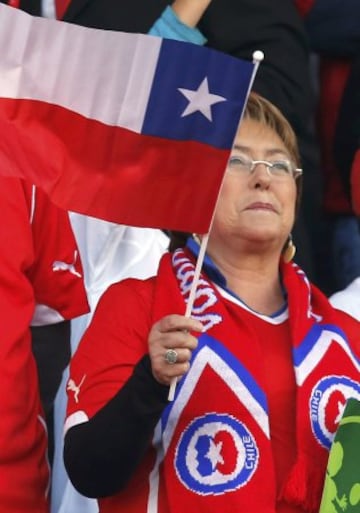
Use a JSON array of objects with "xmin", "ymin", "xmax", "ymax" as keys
[{"xmin": 205, "ymin": 439, "xmax": 224, "ymax": 469}]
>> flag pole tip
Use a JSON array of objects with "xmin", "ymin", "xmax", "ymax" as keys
[{"xmin": 252, "ymin": 50, "xmax": 264, "ymax": 63}]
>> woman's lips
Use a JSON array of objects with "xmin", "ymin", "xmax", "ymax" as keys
[{"xmin": 245, "ymin": 202, "xmax": 277, "ymax": 212}]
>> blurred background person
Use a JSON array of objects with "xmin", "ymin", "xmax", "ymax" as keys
[
  {"xmin": 0, "ymin": 176, "xmax": 88, "ymax": 513},
  {"xmin": 329, "ymin": 56, "xmax": 360, "ymax": 324},
  {"xmin": 298, "ymin": 0, "xmax": 360, "ymax": 293}
]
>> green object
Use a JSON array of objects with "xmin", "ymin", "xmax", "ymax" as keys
[{"xmin": 319, "ymin": 398, "xmax": 360, "ymax": 513}]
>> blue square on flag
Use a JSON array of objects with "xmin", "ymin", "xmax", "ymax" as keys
[{"xmin": 142, "ymin": 39, "xmax": 254, "ymax": 149}]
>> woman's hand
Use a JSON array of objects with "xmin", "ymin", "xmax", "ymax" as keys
[
  {"xmin": 171, "ymin": 0, "xmax": 211, "ymax": 28},
  {"xmin": 148, "ymin": 314, "xmax": 203, "ymax": 385}
]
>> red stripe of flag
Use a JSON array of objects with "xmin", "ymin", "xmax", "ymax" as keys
[{"xmin": 0, "ymin": 98, "xmax": 230, "ymax": 232}]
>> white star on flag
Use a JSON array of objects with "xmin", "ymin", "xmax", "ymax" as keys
[{"xmin": 178, "ymin": 77, "xmax": 227, "ymax": 122}]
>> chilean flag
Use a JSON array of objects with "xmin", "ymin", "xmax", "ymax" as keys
[{"xmin": 0, "ymin": 4, "xmax": 255, "ymax": 232}]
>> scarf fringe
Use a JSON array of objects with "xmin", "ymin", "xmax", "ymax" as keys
[{"xmin": 280, "ymin": 455, "xmax": 327, "ymax": 513}]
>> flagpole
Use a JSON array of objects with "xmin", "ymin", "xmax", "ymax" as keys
[
  {"xmin": 167, "ymin": 50, "xmax": 264, "ymax": 402},
  {"xmin": 248, "ymin": 50, "xmax": 264, "ymax": 93},
  {"xmin": 168, "ymin": 233, "xmax": 209, "ymax": 401}
]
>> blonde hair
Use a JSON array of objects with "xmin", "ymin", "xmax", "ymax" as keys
[
  {"xmin": 243, "ymin": 92, "xmax": 301, "ymax": 168},
  {"xmin": 243, "ymin": 92, "xmax": 302, "ymax": 213}
]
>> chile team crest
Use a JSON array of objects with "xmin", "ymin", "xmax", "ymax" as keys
[
  {"xmin": 174, "ymin": 413, "xmax": 259, "ymax": 495},
  {"xmin": 310, "ymin": 376, "xmax": 360, "ymax": 449}
]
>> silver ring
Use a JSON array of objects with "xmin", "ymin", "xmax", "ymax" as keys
[{"xmin": 164, "ymin": 349, "xmax": 178, "ymax": 365}]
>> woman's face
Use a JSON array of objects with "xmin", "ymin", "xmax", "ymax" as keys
[{"xmin": 210, "ymin": 118, "xmax": 298, "ymax": 253}]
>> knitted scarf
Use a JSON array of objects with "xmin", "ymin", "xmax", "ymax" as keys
[{"xmin": 148, "ymin": 249, "xmax": 360, "ymax": 513}]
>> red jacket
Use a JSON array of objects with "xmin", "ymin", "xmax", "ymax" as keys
[{"xmin": 0, "ymin": 177, "xmax": 88, "ymax": 512}]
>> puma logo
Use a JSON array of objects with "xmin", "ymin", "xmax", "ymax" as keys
[
  {"xmin": 67, "ymin": 375, "xmax": 86, "ymax": 403},
  {"xmin": 53, "ymin": 250, "xmax": 82, "ymax": 278}
]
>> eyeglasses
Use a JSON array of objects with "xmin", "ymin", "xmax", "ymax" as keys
[{"xmin": 227, "ymin": 154, "xmax": 303, "ymax": 180}]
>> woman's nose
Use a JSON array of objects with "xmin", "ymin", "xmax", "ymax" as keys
[{"xmin": 249, "ymin": 162, "xmax": 271, "ymax": 187}]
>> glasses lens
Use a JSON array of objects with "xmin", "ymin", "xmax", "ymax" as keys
[
  {"xmin": 270, "ymin": 161, "xmax": 292, "ymax": 176},
  {"xmin": 228, "ymin": 155, "xmax": 251, "ymax": 172}
]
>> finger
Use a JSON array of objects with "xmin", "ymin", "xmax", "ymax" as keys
[
  {"xmin": 153, "ymin": 361, "xmax": 191, "ymax": 386},
  {"xmin": 151, "ymin": 345, "xmax": 193, "ymax": 385},
  {"xmin": 156, "ymin": 314, "xmax": 203, "ymax": 334},
  {"xmin": 150, "ymin": 338, "xmax": 195, "ymax": 368},
  {"xmin": 160, "ymin": 331, "xmax": 198, "ymax": 351},
  {"xmin": 163, "ymin": 347, "xmax": 192, "ymax": 364}
]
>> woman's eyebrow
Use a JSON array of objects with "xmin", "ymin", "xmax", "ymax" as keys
[
  {"xmin": 266, "ymin": 148, "xmax": 290, "ymax": 158},
  {"xmin": 232, "ymin": 144, "xmax": 248, "ymax": 152},
  {"xmin": 232, "ymin": 144, "xmax": 289, "ymax": 158}
]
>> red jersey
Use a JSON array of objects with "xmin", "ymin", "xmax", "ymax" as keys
[
  {"xmin": 0, "ymin": 177, "xmax": 88, "ymax": 512},
  {"xmin": 66, "ymin": 277, "xmax": 303, "ymax": 513},
  {"xmin": 66, "ymin": 249, "xmax": 360, "ymax": 513}
]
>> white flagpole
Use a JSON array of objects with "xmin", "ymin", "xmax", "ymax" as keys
[
  {"xmin": 167, "ymin": 50, "xmax": 264, "ymax": 402},
  {"xmin": 248, "ymin": 50, "xmax": 264, "ymax": 93},
  {"xmin": 168, "ymin": 233, "xmax": 209, "ymax": 401}
]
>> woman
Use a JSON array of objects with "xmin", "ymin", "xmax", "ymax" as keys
[{"xmin": 64, "ymin": 93, "xmax": 360, "ymax": 513}]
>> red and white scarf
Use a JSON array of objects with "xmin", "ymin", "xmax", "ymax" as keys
[{"xmin": 148, "ymin": 248, "xmax": 360, "ymax": 513}]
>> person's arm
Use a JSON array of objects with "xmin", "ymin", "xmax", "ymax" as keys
[
  {"xmin": 333, "ymin": 58, "xmax": 360, "ymax": 206},
  {"xmin": 64, "ymin": 355, "xmax": 169, "ymax": 497},
  {"xmin": 149, "ymin": 0, "xmax": 211, "ymax": 44},
  {"xmin": 63, "ymin": 279, "xmax": 162, "ymax": 496},
  {"xmin": 0, "ymin": 177, "xmax": 36, "ymax": 430},
  {"xmin": 304, "ymin": 0, "xmax": 360, "ymax": 56},
  {"xmin": 63, "ymin": 278, "xmax": 202, "ymax": 498},
  {"xmin": 171, "ymin": 0, "xmax": 211, "ymax": 28}
]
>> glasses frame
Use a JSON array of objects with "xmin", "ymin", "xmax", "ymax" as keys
[{"xmin": 228, "ymin": 156, "xmax": 303, "ymax": 180}]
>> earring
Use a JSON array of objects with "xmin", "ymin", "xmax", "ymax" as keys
[{"xmin": 283, "ymin": 235, "xmax": 296, "ymax": 263}]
